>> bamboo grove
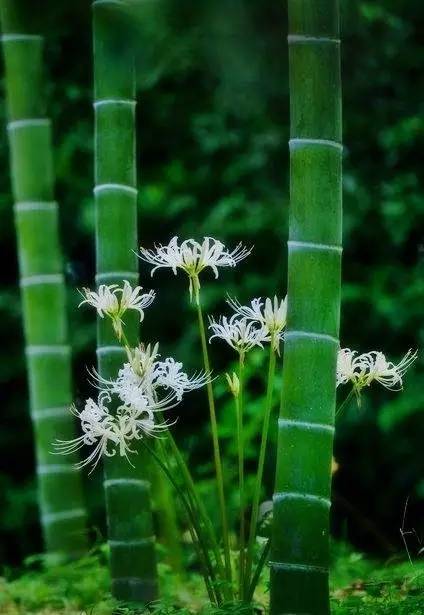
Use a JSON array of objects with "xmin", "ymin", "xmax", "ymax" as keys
[{"xmin": 2, "ymin": 1, "xmax": 418, "ymax": 612}]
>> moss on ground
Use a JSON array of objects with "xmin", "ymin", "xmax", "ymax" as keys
[{"xmin": 0, "ymin": 543, "xmax": 422, "ymax": 614}]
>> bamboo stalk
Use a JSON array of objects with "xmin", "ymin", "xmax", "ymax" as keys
[
  {"xmin": 0, "ymin": 0, "xmax": 87, "ymax": 560},
  {"xmin": 270, "ymin": 1, "xmax": 342, "ymax": 613},
  {"xmin": 93, "ymin": 0, "xmax": 158, "ymax": 602}
]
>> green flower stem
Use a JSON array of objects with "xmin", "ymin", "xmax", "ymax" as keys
[
  {"xmin": 0, "ymin": 0, "xmax": 87, "ymax": 559},
  {"xmin": 153, "ymin": 442, "xmax": 184, "ymax": 576},
  {"xmin": 165, "ymin": 431, "xmax": 228, "ymax": 601},
  {"xmin": 195, "ymin": 293, "xmax": 232, "ymax": 592},
  {"xmin": 142, "ymin": 439, "xmax": 219, "ymax": 604},
  {"xmin": 336, "ymin": 387, "xmax": 355, "ymax": 419},
  {"xmin": 236, "ymin": 353, "xmax": 246, "ymax": 599},
  {"xmin": 248, "ymin": 539, "xmax": 271, "ymax": 602},
  {"xmin": 244, "ymin": 343, "xmax": 277, "ymax": 598}
]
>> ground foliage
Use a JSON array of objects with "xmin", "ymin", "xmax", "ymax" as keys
[
  {"xmin": 0, "ymin": 544, "xmax": 423, "ymax": 614},
  {"xmin": 0, "ymin": 0, "xmax": 423, "ymax": 578}
]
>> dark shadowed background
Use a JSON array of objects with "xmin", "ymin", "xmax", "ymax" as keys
[{"xmin": 0, "ymin": 0, "xmax": 423, "ymax": 568}]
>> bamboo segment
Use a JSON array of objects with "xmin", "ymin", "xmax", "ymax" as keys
[
  {"xmin": 0, "ymin": 0, "xmax": 87, "ymax": 558},
  {"xmin": 271, "ymin": 1, "xmax": 342, "ymax": 613},
  {"xmin": 93, "ymin": 0, "xmax": 158, "ymax": 602}
]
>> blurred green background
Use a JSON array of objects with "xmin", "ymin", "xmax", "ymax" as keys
[{"xmin": 0, "ymin": 0, "xmax": 423, "ymax": 569}]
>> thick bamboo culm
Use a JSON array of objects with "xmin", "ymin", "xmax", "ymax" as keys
[
  {"xmin": 0, "ymin": 0, "xmax": 87, "ymax": 559},
  {"xmin": 93, "ymin": 0, "xmax": 158, "ymax": 602},
  {"xmin": 270, "ymin": 1, "xmax": 342, "ymax": 614}
]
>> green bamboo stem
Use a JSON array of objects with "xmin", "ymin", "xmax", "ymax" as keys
[
  {"xmin": 236, "ymin": 354, "xmax": 246, "ymax": 600},
  {"xmin": 245, "ymin": 343, "xmax": 276, "ymax": 598},
  {"xmin": 93, "ymin": 0, "xmax": 158, "ymax": 602},
  {"xmin": 195, "ymin": 298, "xmax": 232, "ymax": 591},
  {"xmin": 0, "ymin": 0, "xmax": 87, "ymax": 560},
  {"xmin": 270, "ymin": 2, "xmax": 342, "ymax": 613}
]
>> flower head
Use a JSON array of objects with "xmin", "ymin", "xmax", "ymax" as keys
[
  {"xmin": 227, "ymin": 295, "xmax": 287, "ymax": 353},
  {"xmin": 154, "ymin": 357, "xmax": 210, "ymax": 401},
  {"xmin": 208, "ymin": 315, "xmax": 268, "ymax": 354},
  {"xmin": 79, "ymin": 282, "xmax": 155, "ymax": 339},
  {"xmin": 337, "ymin": 347, "xmax": 417, "ymax": 401},
  {"xmin": 57, "ymin": 343, "xmax": 208, "ymax": 472},
  {"xmin": 139, "ymin": 236, "xmax": 251, "ymax": 302},
  {"xmin": 53, "ymin": 395, "xmax": 134, "ymax": 473}
]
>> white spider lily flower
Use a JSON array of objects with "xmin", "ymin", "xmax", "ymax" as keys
[
  {"xmin": 227, "ymin": 295, "xmax": 287, "ymax": 353},
  {"xmin": 139, "ymin": 236, "xmax": 251, "ymax": 303},
  {"xmin": 208, "ymin": 315, "xmax": 268, "ymax": 354},
  {"xmin": 119, "ymin": 280, "xmax": 155, "ymax": 322},
  {"xmin": 155, "ymin": 357, "xmax": 210, "ymax": 401},
  {"xmin": 79, "ymin": 284, "xmax": 119, "ymax": 318},
  {"xmin": 336, "ymin": 348, "xmax": 365, "ymax": 388},
  {"xmin": 79, "ymin": 282, "xmax": 155, "ymax": 339},
  {"xmin": 337, "ymin": 348, "xmax": 417, "ymax": 401},
  {"xmin": 93, "ymin": 344, "xmax": 208, "ymax": 407},
  {"xmin": 360, "ymin": 349, "xmax": 417, "ymax": 390},
  {"xmin": 53, "ymin": 395, "xmax": 133, "ymax": 474}
]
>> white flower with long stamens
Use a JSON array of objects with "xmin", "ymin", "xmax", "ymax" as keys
[
  {"xmin": 361, "ymin": 349, "xmax": 417, "ymax": 390},
  {"xmin": 139, "ymin": 236, "xmax": 252, "ymax": 302},
  {"xmin": 227, "ymin": 295, "xmax": 287, "ymax": 353},
  {"xmin": 57, "ymin": 339, "xmax": 208, "ymax": 471},
  {"xmin": 336, "ymin": 348, "xmax": 364, "ymax": 388},
  {"xmin": 79, "ymin": 285, "xmax": 119, "ymax": 319},
  {"xmin": 119, "ymin": 280, "xmax": 155, "ymax": 322},
  {"xmin": 155, "ymin": 357, "xmax": 210, "ymax": 401},
  {"xmin": 337, "ymin": 348, "xmax": 417, "ymax": 400},
  {"xmin": 208, "ymin": 315, "xmax": 268, "ymax": 354},
  {"xmin": 53, "ymin": 395, "xmax": 132, "ymax": 474},
  {"xmin": 79, "ymin": 282, "xmax": 155, "ymax": 339}
]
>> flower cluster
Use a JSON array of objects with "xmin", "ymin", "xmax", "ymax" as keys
[
  {"xmin": 139, "ymin": 236, "xmax": 251, "ymax": 302},
  {"xmin": 208, "ymin": 315, "xmax": 268, "ymax": 354},
  {"xmin": 55, "ymin": 343, "xmax": 209, "ymax": 471},
  {"xmin": 337, "ymin": 347, "xmax": 417, "ymax": 400},
  {"xmin": 208, "ymin": 295, "xmax": 287, "ymax": 356},
  {"xmin": 227, "ymin": 295, "xmax": 287, "ymax": 353},
  {"xmin": 79, "ymin": 281, "xmax": 155, "ymax": 339}
]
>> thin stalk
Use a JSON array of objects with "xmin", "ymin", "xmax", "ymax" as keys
[
  {"xmin": 142, "ymin": 439, "xmax": 219, "ymax": 605},
  {"xmin": 245, "ymin": 343, "xmax": 276, "ymax": 597},
  {"xmin": 93, "ymin": 0, "xmax": 158, "ymax": 602},
  {"xmin": 153, "ymin": 442, "xmax": 184, "ymax": 576},
  {"xmin": 247, "ymin": 539, "xmax": 271, "ymax": 602},
  {"xmin": 164, "ymin": 430, "xmax": 228, "ymax": 601},
  {"xmin": 0, "ymin": 0, "xmax": 87, "ymax": 560},
  {"xmin": 336, "ymin": 387, "xmax": 355, "ymax": 418},
  {"xmin": 236, "ymin": 353, "xmax": 246, "ymax": 599},
  {"xmin": 271, "ymin": 1, "xmax": 343, "ymax": 612},
  {"xmin": 195, "ymin": 296, "xmax": 232, "ymax": 590}
]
